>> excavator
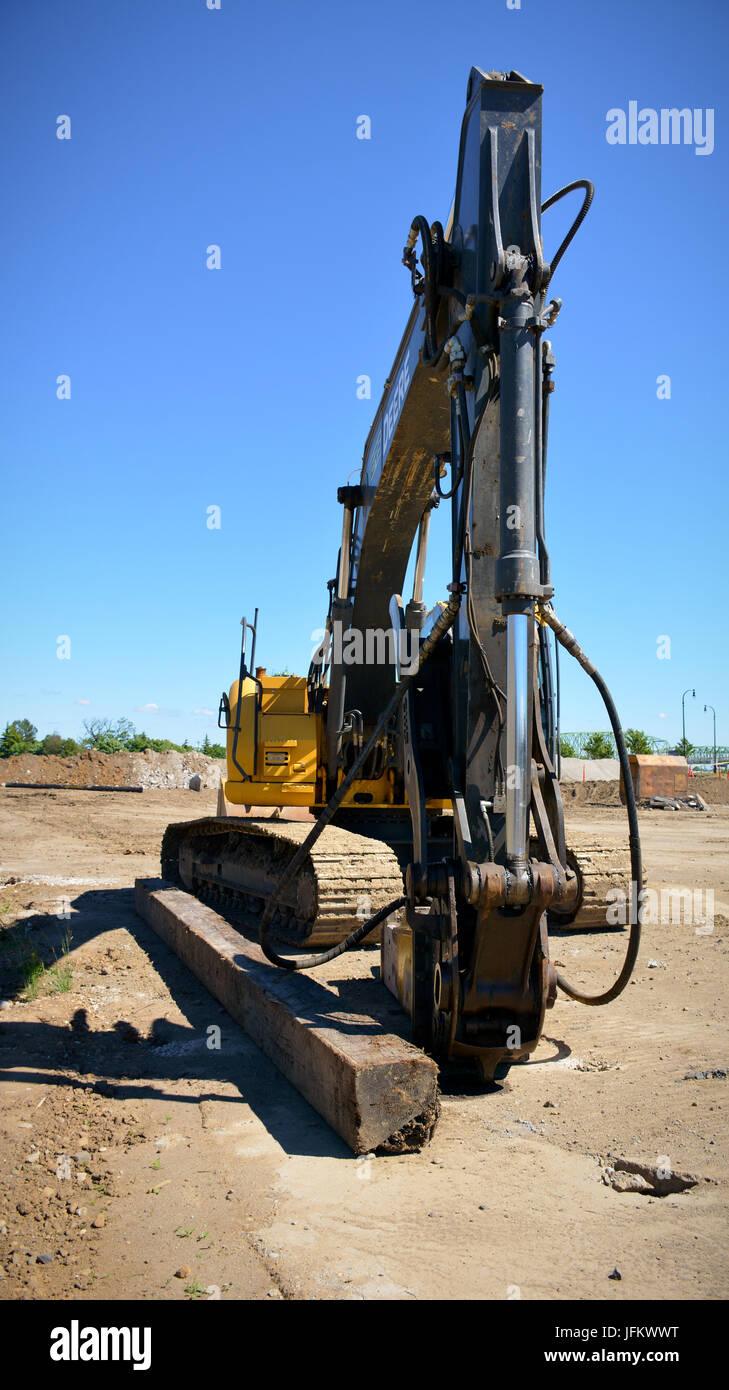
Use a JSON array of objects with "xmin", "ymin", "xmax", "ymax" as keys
[{"xmin": 162, "ymin": 67, "xmax": 642, "ymax": 1081}]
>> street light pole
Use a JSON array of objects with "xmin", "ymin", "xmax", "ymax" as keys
[
  {"xmin": 704, "ymin": 704, "xmax": 717, "ymax": 773},
  {"xmin": 682, "ymin": 688, "xmax": 695, "ymax": 756}
]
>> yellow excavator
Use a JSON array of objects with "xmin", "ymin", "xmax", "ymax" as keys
[{"xmin": 162, "ymin": 67, "xmax": 641, "ymax": 1080}]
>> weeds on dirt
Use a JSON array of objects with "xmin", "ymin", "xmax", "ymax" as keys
[
  {"xmin": 124, "ymin": 1127, "xmax": 146, "ymax": 1145},
  {"xmin": 49, "ymin": 930, "xmax": 74, "ymax": 993},
  {"xmin": 21, "ymin": 951, "xmax": 46, "ymax": 997},
  {"xmin": 184, "ymin": 1280, "xmax": 209, "ymax": 1300},
  {"xmin": 20, "ymin": 929, "xmax": 73, "ymax": 999}
]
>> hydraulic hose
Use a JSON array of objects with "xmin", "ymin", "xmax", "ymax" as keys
[
  {"xmin": 538, "ymin": 603, "xmax": 642, "ymax": 1005},
  {"xmin": 434, "ymin": 452, "xmax": 462, "ymax": 501},
  {"xmin": 403, "ymin": 216, "xmax": 442, "ymax": 363},
  {"xmin": 541, "ymin": 179, "xmax": 594, "ymax": 281},
  {"xmin": 258, "ymin": 592, "xmax": 462, "ymax": 971}
]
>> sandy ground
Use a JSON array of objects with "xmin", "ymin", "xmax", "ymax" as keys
[{"xmin": 0, "ymin": 787, "xmax": 727, "ymax": 1302}]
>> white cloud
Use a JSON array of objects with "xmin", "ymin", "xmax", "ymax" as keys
[
  {"xmin": 76, "ymin": 698, "xmax": 91, "ymax": 706},
  {"xmin": 134, "ymin": 703, "xmax": 180, "ymax": 718},
  {"xmin": 193, "ymin": 708, "xmax": 215, "ymax": 717},
  {"xmin": 659, "ymin": 712, "xmax": 667, "ymax": 719}
]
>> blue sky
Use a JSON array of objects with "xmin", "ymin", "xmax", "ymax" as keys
[{"xmin": 0, "ymin": 0, "xmax": 726, "ymax": 752}]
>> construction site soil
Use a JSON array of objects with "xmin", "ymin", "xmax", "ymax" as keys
[
  {"xmin": 0, "ymin": 750, "xmax": 226, "ymax": 791},
  {"xmin": 0, "ymin": 784, "xmax": 727, "ymax": 1301},
  {"xmin": 562, "ymin": 775, "xmax": 729, "ymax": 807}
]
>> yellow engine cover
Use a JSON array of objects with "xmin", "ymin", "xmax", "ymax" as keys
[
  {"xmin": 224, "ymin": 674, "xmax": 320, "ymax": 807},
  {"xmin": 224, "ymin": 670, "xmax": 451, "ymax": 814}
]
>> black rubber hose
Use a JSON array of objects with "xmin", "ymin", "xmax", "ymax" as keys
[
  {"xmin": 541, "ymin": 179, "xmax": 594, "ymax": 280},
  {"xmin": 269, "ymin": 896, "xmax": 407, "ymax": 972},
  {"xmin": 434, "ymin": 452, "xmax": 462, "ymax": 501},
  {"xmin": 538, "ymin": 604, "xmax": 642, "ymax": 1005},
  {"xmin": 406, "ymin": 215, "xmax": 440, "ymax": 362},
  {"xmin": 456, "ymin": 381, "xmax": 471, "ymax": 456}
]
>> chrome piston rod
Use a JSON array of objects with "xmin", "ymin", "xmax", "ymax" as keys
[{"xmin": 505, "ymin": 612, "xmax": 530, "ymax": 865}]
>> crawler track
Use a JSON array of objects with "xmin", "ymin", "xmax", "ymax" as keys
[
  {"xmin": 549, "ymin": 836, "xmax": 638, "ymax": 929},
  {"xmin": 161, "ymin": 817, "xmax": 405, "ymax": 948}
]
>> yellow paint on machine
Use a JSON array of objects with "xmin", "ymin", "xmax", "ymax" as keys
[
  {"xmin": 223, "ymin": 669, "xmax": 452, "ymax": 813},
  {"xmin": 224, "ymin": 673, "xmax": 319, "ymax": 806}
]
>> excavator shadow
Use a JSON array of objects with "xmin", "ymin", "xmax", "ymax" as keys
[
  {"xmin": 0, "ymin": 889, "xmax": 353, "ymax": 1159},
  {"xmin": 436, "ymin": 1036, "xmax": 573, "ymax": 1096},
  {"xmin": 226, "ymin": 946, "xmax": 411, "ymax": 1039},
  {"xmin": 0, "ymin": 889, "xmax": 577, "ymax": 1148}
]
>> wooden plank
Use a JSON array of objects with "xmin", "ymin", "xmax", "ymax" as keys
[{"xmin": 134, "ymin": 878, "xmax": 438, "ymax": 1155}]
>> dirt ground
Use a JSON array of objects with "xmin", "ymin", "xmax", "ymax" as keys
[{"xmin": 0, "ymin": 786, "xmax": 727, "ymax": 1302}]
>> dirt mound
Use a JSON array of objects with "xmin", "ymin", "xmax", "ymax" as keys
[
  {"xmin": 561, "ymin": 775, "xmax": 729, "ymax": 809},
  {"xmin": 689, "ymin": 776, "xmax": 729, "ymax": 805},
  {"xmin": 560, "ymin": 780, "xmax": 622, "ymax": 807},
  {"xmin": 0, "ymin": 750, "xmax": 225, "ymax": 791}
]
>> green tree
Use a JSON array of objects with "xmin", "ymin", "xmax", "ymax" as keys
[
  {"xmin": 199, "ymin": 732, "xmax": 226, "ymax": 757},
  {"xmin": 126, "ymin": 731, "xmax": 191, "ymax": 754},
  {"xmin": 11, "ymin": 718, "xmax": 37, "ymax": 743},
  {"xmin": 583, "ymin": 731, "xmax": 615, "ymax": 760},
  {"xmin": 674, "ymin": 737, "xmax": 695, "ymax": 758},
  {"xmin": 126, "ymin": 731, "xmax": 152, "ymax": 752},
  {"xmin": 38, "ymin": 732, "xmax": 67, "ymax": 756},
  {"xmin": 38, "ymin": 733, "xmax": 81, "ymax": 757},
  {"xmin": 82, "ymin": 717, "xmax": 136, "ymax": 752},
  {"xmin": 198, "ymin": 733, "xmax": 225, "ymax": 758},
  {"xmin": 559, "ymin": 737, "xmax": 577, "ymax": 758},
  {"xmin": 0, "ymin": 719, "xmax": 40, "ymax": 757},
  {"xmin": 624, "ymin": 728, "xmax": 652, "ymax": 755}
]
